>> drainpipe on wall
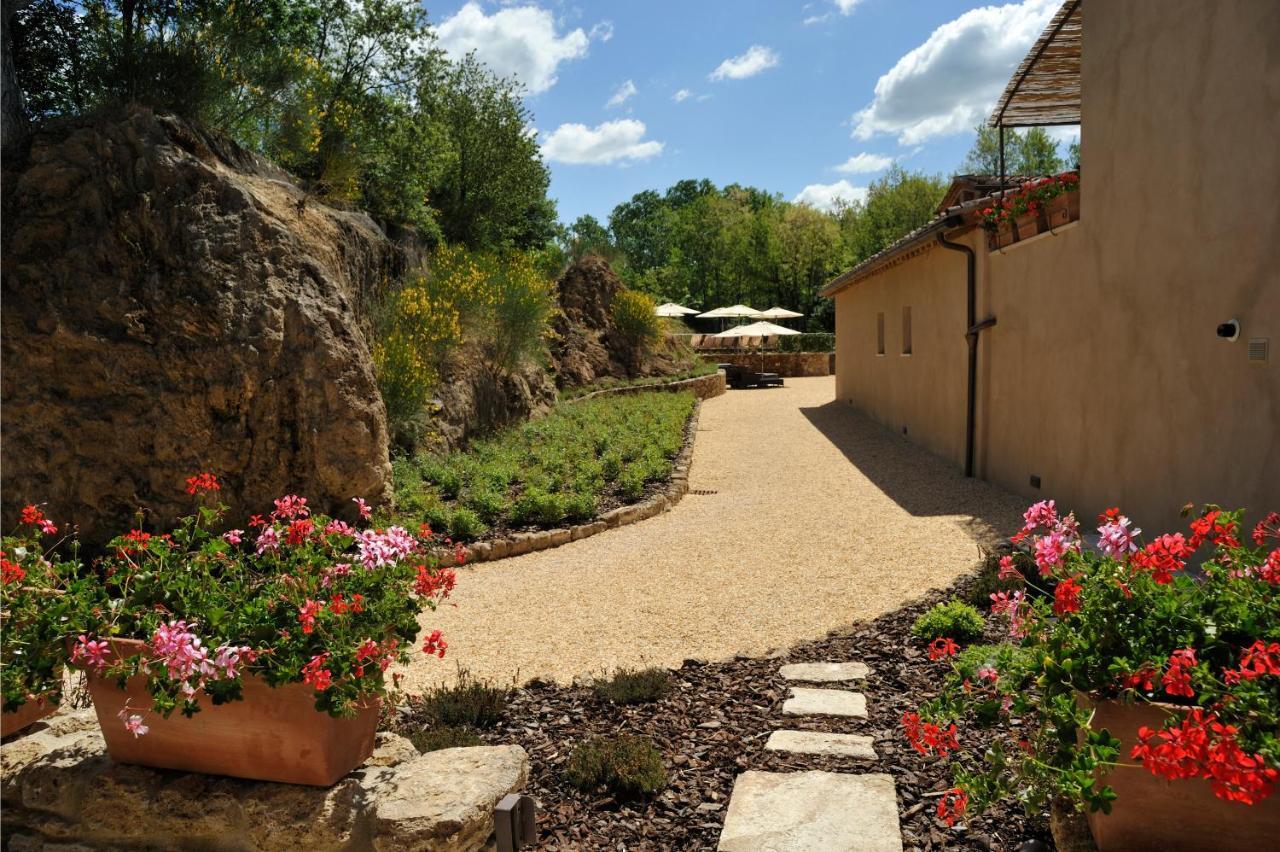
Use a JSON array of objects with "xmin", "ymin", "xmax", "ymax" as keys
[{"xmin": 936, "ymin": 228, "xmax": 996, "ymax": 478}]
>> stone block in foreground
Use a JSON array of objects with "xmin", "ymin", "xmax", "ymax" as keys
[
  {"xmin": 781, "ymin": 687, "xmax": 867, "ymax": 718},
  {"xmin": 765, "ymin": 730, "xmax": 877, "ymax": 760},
  {"xmin": 779, "ymin": 662, "xmax": 869, "ymax": 683},
  {"xmin": 1, "ymin": 710, "xmax": 527, "ymax": 851},
  {"xmin": 718, "ymin": 771, "xmax": 902, "ymax": 852}
]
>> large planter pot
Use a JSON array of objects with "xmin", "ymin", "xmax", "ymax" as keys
[
  {"xmin": 1014, "ymin": 210, "xmax": 1041, "ymax": 241},
  {"xmin": 83, "ymin": 639, "xmax": 379, "ymax": 786},
  {"xmin": 1045, "ymin": 193, "xmax": 1073, "ymax": 229},
  {"xmin": 1, "ymin": 694, "xmax": 59, "ymax": 738},
  {"xmin": 1082, "ymin": 698, "xmax": 1280, "ymax": 852},
  {"xmin": 992, "ymin": 220, "xmax": 1016, "ymax": 249}
]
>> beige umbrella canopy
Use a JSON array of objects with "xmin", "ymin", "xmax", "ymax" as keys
[
  {"xmin": 697, "ymin": 304, "xmax": 759, "ymax": 319},
  {"xmin": 715, "ymin": 321, "xmax": 801, "ymax": 375},
  {"xmin": 655, "ymin": 302, "xmax": 699, "ymax": 317},
  {"xmin": 752, "ymin": 306, "xmax": 804, "ymax": 320}
]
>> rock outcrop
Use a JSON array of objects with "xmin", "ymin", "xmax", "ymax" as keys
[
  {"xmin": 1, "ymin": 709, "xmax": 529, "ymax": 851},
  {"xmin": 1, "ymin": 108, "xmax": 396, "ymax": 543},
  {"xmin": 549, "ymin": 254, "xmax": 698, "ymax": 389}
]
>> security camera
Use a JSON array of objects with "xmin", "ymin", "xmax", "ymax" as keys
[{"xmin": 1216, "ymin": 319, "xmax": 1240, "ymax": 341}]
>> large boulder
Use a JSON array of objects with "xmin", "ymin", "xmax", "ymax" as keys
[
  {"xmin": 1, "ymin": 709, "xmax": 529, "ymax": 851},
  {"xmin": 1, "ymin": 108, "xmax": 396, "ymax": 543}
]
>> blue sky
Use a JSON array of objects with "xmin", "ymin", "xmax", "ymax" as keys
[{"xmin": 426, "ymin": 0, "xmax": 1075, "ymax": 225}]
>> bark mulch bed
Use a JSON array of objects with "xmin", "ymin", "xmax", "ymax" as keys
[{"xmin": 394, "ymin": 578, "xmax": 1055, "ymax": 851}]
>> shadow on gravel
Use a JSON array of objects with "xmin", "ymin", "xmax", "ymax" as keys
[{"xmin": 799, "ymin": 400, "xmax": 1023, "ymax": 540}]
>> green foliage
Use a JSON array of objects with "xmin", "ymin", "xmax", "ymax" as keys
[
  {"xmin": 610, "ymin": 290, "xmax": 662, "ymax": 372},
  {"xmin": 841, "ymin": 165, "xmax": 948, "ymax": 263},
  {"xmin": 564, "ymin": 735, "xmax": 668, "ymax": 799},
  {"xmin": 961, "ymin": 124, "xmax": 1065, "ymax": 176},
  {"xmin": 911, "ymin": 600, "xmax": 987, "ymax": 642},
  {"xmin": 394, "ymin": 391, "xmax": 695, "ymax": 534},
  {"xmin": 415, "ymin": 672, "xmax": 508, "ymax": 730},
  {"xmin": 592, "ymin": 668, "xmax": 672, "ymax": 705},
  {"xmin": 777, "ymin": 333, "xmax": 835, "ymax": 353},
  {"xmin": 11, "ymin": 1, "xmax": 553, "ymax": 251},
  {"xmin": 558, "ymin": 362, "xmax": 717, "ymax": 400},
  {"xmin": 409, "ymin": 724, "xmax": 484, "ymax": 753}
]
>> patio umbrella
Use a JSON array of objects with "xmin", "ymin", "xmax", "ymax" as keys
[
  {"xmin": 654, "ymin": 302, "xmax": 699, "ymax": 317},
  {"xmin": 715, "ymin": 320, "xmax": 801, "ymax": 376},
  {"xmin": 696, "ymin": 304, "xmax": 759, "ymax": 319},
  {"xmin": 752, "ymin": 306, "xmax": 804, "ymax": 321}
]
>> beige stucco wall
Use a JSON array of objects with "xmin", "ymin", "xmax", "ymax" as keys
[
  {"xmin": 834, "ymin": 242, "xmax": 971, "ymax": 464},
  {"xmin": 833, "ymin": 0, "xmax": 1280, "ymax": 535}
]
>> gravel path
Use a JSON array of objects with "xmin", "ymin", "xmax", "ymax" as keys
[{"xmin": 402, "ymin": 377, "xmax": 1026, "ymax": 692}]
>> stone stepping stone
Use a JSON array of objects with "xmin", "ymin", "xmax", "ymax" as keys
[
  {"xmin": 782, "ymin": 687, "xmax": 867, "ymax": 718},
  {"xmin": 718, "ymin": 771, "xmax": 903, "ymax": 851},
  {"xmin": 765, "ymin": 730, "xmax": 877, "ymax": 760},
  {"xmin": 779, "ymin": 662, "xmax": 869, "ymax": 683}
]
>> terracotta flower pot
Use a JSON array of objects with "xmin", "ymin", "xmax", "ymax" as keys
[
  {"xmin": 83, "ymin": 639, "xmax": 379, "ymax": 786},
  {"xmin": 1045, "ymin": 193, "xmax": 1073, "ymax": 229},
  {"xmin": 994, "ymin": 220, "xmax": 1016, "ymax": 249},
  {"xmin": 1015, "ymin": 210, "xmax": 1041, "ymax": 241},
  {"xmin": 1082, "ymin": 698, "xmax": 1280, "ymax": 852},
  {"xmin": 1, "ymin": 694, "xmax": 59, "ymax": 738}
]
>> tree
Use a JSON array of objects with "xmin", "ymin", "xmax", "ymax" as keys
[
  {"xmin": 564, "ymin": 214, "xmax": 613, "ymax": 261},
  {"xmin": 843, "ymin": 165, "xmax": 948, "ymax": 262},
  {"xmin": 960, "ymin": 123, "xmax": 1063, "ymax": 175},
  {"xmin": 423, "ymin": 55, "xmax": 556, "ymax": 249}
]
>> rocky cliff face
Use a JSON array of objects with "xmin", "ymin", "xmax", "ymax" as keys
[
  {"xmin": 1, "ymin": 108, "xmax": 396, "ymax": 543},
  {"xmin": 550, "ymin": 254, "xmax": 697, "ymax": 388}
]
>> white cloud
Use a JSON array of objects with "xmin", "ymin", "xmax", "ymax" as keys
[
  {"xmin": 793, "ymin": 180, "xmax": 868, "ymax": 213},
  {"xmin": 589, "ymin": 21, "xmax": 614, "ymax": 43},
  {"xmin": 436, "ymin": 2, "xmax": 589, "ymax": 95},
  {"xmin": 806, "ymin": 0, "xmax": 863, "ymax": 25},
  {"xmin": 1046, "ymin": 125, "xmax": 1080, "ymax": 145},
  {"xmin": 606, "ymin": 79, "xmax": 637, "ymax": 108},
  {"xmin": 672, "ymin": 88, "xmax": 693, "ymax": 103},
  {"xmin": 834, "ymin": 152, "xmax": 893, "ymax": 174},
  {"xmin": 710, "ymin": 45, "xmax": 780, "ymax": 81},
  {"xmin": 834, "ymin": 0, "xmax": 864, "ymax": 13},
  {"xmin": 541, "ymin": 120, "xmax": 664, "ymax": 165},
  {"xmin": 851, "ymin": 0, "xmax": 1058, "ymax": 144}
]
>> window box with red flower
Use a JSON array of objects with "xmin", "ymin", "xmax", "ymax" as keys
[
  {"xmin": 2, "ymin": 506, "xmax": 77, "ymax": 737},
  {"xmin": 904, "ymin": 503, "xmax": 1280, "ymax": 852},
  {"xmin": 981, "ymin": 199, "xmax": 1017, "ymax": 250},
  {"xmin": 63, "ymin": 475, "xmax": 458, "ymax": 786}
]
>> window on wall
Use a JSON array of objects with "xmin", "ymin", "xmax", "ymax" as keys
[
  {"xmin": 876, "ymin": 312, "xmax": 885, "ymax": 355},
  {"xmin": 902, "ymin": 307, "xmax": 912, "ymax": 355}
]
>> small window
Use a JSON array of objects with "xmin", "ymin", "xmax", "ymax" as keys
[
  {"xmin": 876, "ymin": 312, "xmax": 885, "ymax": 355},
  {"xmin": 902, "ymin": 307, "xmax": 912, "ymax": 355}
]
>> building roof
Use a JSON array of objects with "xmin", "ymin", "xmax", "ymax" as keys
[
  {"xmin": 820, "ymin": 198, "xmax": 986, "ymax": 298},
  {"xmin": 989, "ymin": 0, "xmax": 1082, "ymax": 128},
  {"xmin": 936, "ymin": 175, "xmax": 1034, "ymax": 214}
]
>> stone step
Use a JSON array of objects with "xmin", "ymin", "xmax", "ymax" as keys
[
  {"xmin": 765, "ymin": 730, "xmax": 877, "ymax": 760},
  {"xmin": 779, "ymin": 662, "xmax": 869, "ymax": 683},
  {"xmin": 718, "ymin": 771, "xmax": 903, "ymax": 851},
  {"xmin": 781, "ymin": 687, "xmax": 867, "ymax": 718}
]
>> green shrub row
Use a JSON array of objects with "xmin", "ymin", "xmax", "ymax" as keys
[{"xmin": 393, "ymin": 391, "xmax": 696, "ymax": 539}]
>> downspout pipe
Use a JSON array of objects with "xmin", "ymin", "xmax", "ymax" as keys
[{"xmin": 936, "ymin": 228, "xmax": 983, "ymax": 478}]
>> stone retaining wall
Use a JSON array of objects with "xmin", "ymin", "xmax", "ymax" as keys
[
  {"xmin": 563, "ymin": 370, "xmax": 726, "ymax": 404},
  {"xmin": 1, "ymin": 710, "xmax": 528, "ymax": 851},
  {"xmin": 450, "ymin": 400, "xmax": 704, "ymax": 567},
  {"xmin": 701, "ymin": 352, "xmax": 833, "ymax": 377}
]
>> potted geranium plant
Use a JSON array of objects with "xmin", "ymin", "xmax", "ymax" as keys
[
  {"xmin": 2, "ymin": 505, "xmax": 77, "ymax": 736},
  {"xmin": 1011, "ymin": 185, "xmax": 1043, "ymax": 240},
  {"xmin": 905, "ymin": 501, "xmax": 1280, "ymax": 852},
  {"xmin": 981, "ymin": 198, "xmax": 1017, "ymax": 250},
  {"xmin": 1041, "ymin": 171, "xmax": 1080, "ymax": 229},
  {"xmin": 65, "ymin": 474, "xmax": 459, "ymax": 785}
]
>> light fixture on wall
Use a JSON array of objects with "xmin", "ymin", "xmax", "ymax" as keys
[{"xmin": 1216, "ymin": 319, "xmax": 1241, "ymax": 341}]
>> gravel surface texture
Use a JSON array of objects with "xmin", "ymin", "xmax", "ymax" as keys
[
  {"xmin": 401, "ymin": 376, "xmax": 1027, "ymax": 691},
  {"xmin": 392, "ymin": 581, "xmax": 1056, "ymax": 851}
]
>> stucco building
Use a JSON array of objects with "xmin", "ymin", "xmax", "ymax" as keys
[{"xmin": 823, "ymin": 0, "xmax": 1278, "ymax": 533}]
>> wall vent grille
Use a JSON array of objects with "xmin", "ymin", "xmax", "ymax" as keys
[{"xmin": 1248, "ymin": 338, "xmax": 1269, "ymax": 363}]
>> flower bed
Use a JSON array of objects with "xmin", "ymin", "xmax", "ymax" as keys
[
  {"xmin": 981, "ymin": 170, "xmax": 1080, "ymax": 250},
  {"xmin": 392, "ymin": 391, "xmax": 697, "ymax": 543},
  {"xmin": 904, "ymin": 501, "xmax": 1280, "ymax": 850}
]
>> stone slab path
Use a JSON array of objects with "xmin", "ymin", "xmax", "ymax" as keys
[
  {"xmin": 782, "ymin": 687, "xmax": 867, "ymax": 718},
  {"xmin": 764, "ymin": 730, "xmax": 877, "ymax": 760},
  {"xmin": 718, "ymin": 660, "xmax": 904, "ymax": 851},
  {"xmin": 400, "ymin": 376, "xmax": 1025, "ymax": 690}
]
